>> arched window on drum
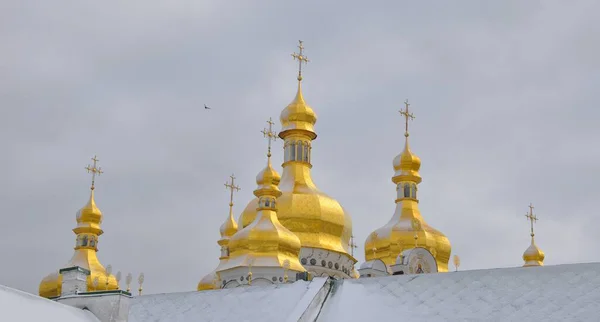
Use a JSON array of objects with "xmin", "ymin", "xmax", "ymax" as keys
[
  {"xmin": 290, "ymin": 141, "xmax": 296, "ymax": 161},
  {"xmin": 296, "ymin": 141, "xmax": 304, "ymax": 162},
  {"xmin": 284, "ymin": 141, "xmax": 290, "ymax": 161},
  {"xmin": 303, "ymin": 143, "xmax": 309, "ymax": 162}
]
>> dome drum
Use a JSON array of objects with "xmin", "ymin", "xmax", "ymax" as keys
[{"xmin": 298, "ymin": 247, "xmax": 356, "ymax": 279}]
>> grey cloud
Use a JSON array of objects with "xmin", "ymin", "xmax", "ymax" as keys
[{"xmin": 1, "ymin": 1, "xmax": 599, "ymax": 294}]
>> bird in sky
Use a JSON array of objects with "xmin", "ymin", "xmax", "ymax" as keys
[{"xmin": 204, "ymin": 104, "xmax": 211, "ymax": 109}]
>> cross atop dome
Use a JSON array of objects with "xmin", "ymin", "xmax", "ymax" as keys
[
  {"xmin": 399, "ymin": 99, "xmax": 415, "ymax": 138},
  {"xmin": 291, "ymin": 40, "xmax": 310, "ymax": 81},
  {"xmin": 85, "ymin": 155, "xmax": 103, "ymax": 190}
]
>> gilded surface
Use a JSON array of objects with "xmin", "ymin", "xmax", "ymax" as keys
[
  {"xmin": 39, "ymin": 193, "xmax": 118, "ymax": 297},
  {"xmin": 365, "ymin": 103, "xmax": 451, "ymax": 272},
  {"xmin": 364, "ymin": 200, "xmax": 452, "ymax": 272},
  {"xmin": 220, "ymin": 140, "xmax": 305, "ymax": 274},
  {"xmin": 197, "ymin": 270, "xmax": 218, "ymax": 291},
  {"xmin": 220, "ymin": 175, "xmax": 240, "ymax": 238},
  {"xmin": 523, "ymin": 204, "xmax": 544, "ymax": 267},
  {"xmin": 239, "ymin": 197, "xmax": 259, "ymax": 228},
  {"xmin": 39, "ymin": 250, "xmax": 119, "ymax": 297},
  {"xmin": 276, "ymin": 84, "xmax": 353, "ymax": 260},
  {"xmin": 523, "ymin": 238, "xmax": 545, "ymax": 267},
  {"xmin": 39, "ymin": 159, "xmax": 118, "ymax": 297}
]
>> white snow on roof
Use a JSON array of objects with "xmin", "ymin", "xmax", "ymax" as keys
[
  {"xmin": 129, "ymin": 277, "xmax": 328, "ymax": 322},
  {"xmin": 317, "ymin": 262, "xmax": 600, "ymax": 322},
  {"xmin": 0, "ymin": 284, "xmax": 99, "ymax": 322}
]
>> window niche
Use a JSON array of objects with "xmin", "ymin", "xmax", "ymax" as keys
[
  {"xmin": 303, "ymin": 144, "xmax": 309, "ymax": 162},
  {"xmin": 296, "ymin": 142, "xmax": 304, "ymax": 161},
  {"xmin": 290, "ymin": 141, "xmax": 296, "ymax": 161}
]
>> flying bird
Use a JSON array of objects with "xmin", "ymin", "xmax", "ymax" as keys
[{"xmin": 204, "ymin": 104, "xmax": 211, "ymax": 109}]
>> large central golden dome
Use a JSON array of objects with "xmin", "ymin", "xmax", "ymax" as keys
[{"xmin": 276, "ymin": 80, "xmax": 353, "ymax": 258}]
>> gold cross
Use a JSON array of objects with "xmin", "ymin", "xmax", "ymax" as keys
[
  {"xmin": 85, "ymin": 155, "xmax": 103, "ymax": 190},
  {"xmin": 348, "ymin": 235, "xmax": 358, "ymax": 257},
  {"xmin": 224, "ymin": 174, "xmax": 241, "ymax": 207},
  {"xmin": 291, "ymin": 40, "xmax": 310, "ymax": 81},
  {"xmin": 261, "ymin": 117, "xmax": 277, "ymax": 157},
  {"xmin": 399, "ymin": 99, "xmax": 415, "ymax": 137},
  {"xmin": 525, "ymin": 203, "xmax": 538, "ymax": 237}
]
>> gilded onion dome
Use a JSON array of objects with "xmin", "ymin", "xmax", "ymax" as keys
[
  {"xmin": 221, "ymin": 150, "xmax": 305, "ymax": 274},
  {"xmin": 239, "ymin": 165, "xmax": 280, "ymax": 229},
  {"xmin": 276, "ymin": 42, "xmax": 354, "ymax": 269},
  {"xmin": 365, "ymin": 101, "xmax": 451, "ymax": 272},
  {"xmin": 239, "ymin": 198, "xmax": 259, "ymax": 229},
  {"xmin": 198, "ymin": 175, "xmax": 241, "ymax": 291},
  {"xmin": 39, "ymin": 157, "xmax": 118, "ymax": 298},
  {"xmin": 523, "ymin": 204, "xmax": 544, "ymax": 267},
  {"xmin": 523, "ymin": 238, "xmax": 545, "ymax": 267}
]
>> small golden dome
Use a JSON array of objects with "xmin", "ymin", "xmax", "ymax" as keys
[
  {"xmin": 392, "ymin": 138, "xmax": 422, "ymax": 184},
  {"xmin": 256, "ymin": 158, "xmax": 281, "ymax": 192},
  {"xmin": 39, "ymin": 272, "xmax": 62, "ymax": 298},
  {"xmin": 239, "ymin": 197, "xmax": 259, "ymax": 229},
  {"xmin": 238, "ymin": 159, "xmax": 280, "ymax": 230},
  {"xmin": 365, "ymin": 127, "xmax": 451, "ymax": 271},
  {"xmin": 280, "ymin": 82, "xmax": 317, "ymax": 139},
  {"xmin": 197, "ymin": 271, "xmax": 218, "ymax": 291},
  {"xmin": 220, "ymin": 212, "xmax": 238, "ymax": 238},
  {"xmin": 523, "ymin": 238, "xmax": 545, "ymax": 267},
  {"xmin": 75, "ymin": 191, "xmax": 103, "ymax": 231},
  {"xmin": 224, "ymin": 157, "xmax": 305, "ymax": 274},
  {"xmin": 39, "ymin": 251, "xmax": 119, "ymax": 298}
]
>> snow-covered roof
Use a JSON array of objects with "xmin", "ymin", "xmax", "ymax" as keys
[
  {"xmin": 318, "ymin": 262, "xmax": 600, "ymax": 322},
  {"xmin": 128, "ymin": 277, "xmax": 328, "ymax": 322},
  {"xmin": 5, "ymin": 262, "xmax": 600, "ymax": 321},
  {"xmin": 0, "ymin": 284, "xmax": 99, "ymax": 322}
]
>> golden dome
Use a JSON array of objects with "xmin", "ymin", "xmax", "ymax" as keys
[
  {"xmin": 257, "ymin": 159, "xmax": 281, "ymax": 187},
  {"xmin": 39, "ymin": 252, "xmax": 119, "ymax": 297},
  {"xmin": 277, "ymin": 80, "xmax": 353, "ymax": 262},
  {"xmin": 523, "ymin": 237, "xmax": 545, "ymax": 267},
  {"xmin": 365, "ymin": 107, "xmax": 451, "ymax": 271},
  {"xmin": 224, "ymin": 157, "xmax": 305, "ymax": 273},
  {"xmin": 279, "ymin": 82, "xmax": 317, "ymax": 139},
  {"xmin": 277, "ymin": 187, "xmax": 352, "ymax": 255},
  {"xmin": 239, "ymin": 197, "xmax": 259, "ymax": 229},
  {"xmin": 238, "ymin": 158, "xmax": 281, "ymax": 229},
  {"xmin": 392, "ymin": 137, "xmax": 422, "ymax": 184},
  {"xmin": 197, "ymin": 271, "xmax": 218, "ymax": 291},
  {"xmin": 39, "ymin": 168, "xmax": 118, "ymax": 298},
  {"xmin": 220, "ymin": 211, "xmax": 238, "ymax": 238},
  {"xmin": 75, "ymin": 191, "xmax": 103, "ymax": 234}
]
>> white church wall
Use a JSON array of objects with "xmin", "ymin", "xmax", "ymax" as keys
[{"xmin": 56, "ymin": 291, "xmax": 131, "ymax": 322}]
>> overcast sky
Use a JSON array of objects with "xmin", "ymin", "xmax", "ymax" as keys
[{"xmin": 1, "ymin": 1, "xmax": 599, "ymax": 295}]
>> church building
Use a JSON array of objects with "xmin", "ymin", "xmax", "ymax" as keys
[{"xmin": 1, "ymin": 41, "xmax": 597, "ymax": 322}]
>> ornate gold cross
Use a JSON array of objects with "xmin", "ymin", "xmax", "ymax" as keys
[
  {"xmin": 525, "ymin": 203, "xmax": 538, "ymax": 237},
  {"xmin": 261, "ymin": 117, "xmax": 277, "ymax": 157},
  {"xmin": 399, "ymin": 99, "xmax": 415, "ymax": 137},
  {"xmin": 291, "ymin": 40, "xmax": 310, "ymax": 81},
  {"xmin": 224, "ymin": 174, "xmax": 241, "ymax": 208},
  {"xmin": 85, "ymin": 155, "xmax": 103, "ymax": 190}
]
